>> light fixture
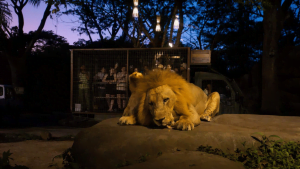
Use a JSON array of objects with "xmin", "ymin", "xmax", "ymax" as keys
[
  {"xmin": 156, "ymin": 15, "xmax": 161, "ymax": 32},
  {"xmin": 133, "ymin": 7, "xmax": 138, "ymax": 18},
  {"xmin": 156, "ymin": 15, "xmax": 161, "ymax": 23},
  {"xmin": 174, "ymin": 15, "xmax": 179, "ymax": 29},
  {"xmin": 155, "ymin": 25, "xmax": 161, "ymax": 32},
  {"xmin": 171, "ymin": 56, "xmax": 180, "ymax": 59},
  {"xmin": 133, "ymin": 0, "xmax": 138, "ymax": 6},
  {"xmin": 169, "ymin": 42, "xmax": 173, "ymax": 47}
]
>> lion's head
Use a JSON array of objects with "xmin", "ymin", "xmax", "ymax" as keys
[
  {"xmin": 137, "ymin": 70, "xmax": 193, "ymax": 127},
  {"xmin": 146, "ymin": 85, "xmax": 177, "ymax": 127}
]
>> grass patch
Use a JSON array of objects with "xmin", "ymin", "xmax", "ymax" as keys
[
  {"xmin": 0, "ymin": 133, "xmax": 75, "ymax": 143},
  {"xmin": 197, "ymin": 132, "xmax": 300, "ymax": 169}
]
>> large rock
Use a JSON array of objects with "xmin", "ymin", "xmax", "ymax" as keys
[
  {"xmin": 123, "ymin": 151, "xmax": 244, "ymax": 169},
  {"xmin": 72, "ymin": 114, "xmax": 300, "ymax": 169}
]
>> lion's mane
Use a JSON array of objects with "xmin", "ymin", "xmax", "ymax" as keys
[{"xmin": 136, "ymin": 70, "xmax": 193, "ymax": 105}]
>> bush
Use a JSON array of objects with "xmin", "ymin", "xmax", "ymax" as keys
[
  {"xmin": 197, "ymin": 132, "xmax": 300, "ymax": 169},
  {"xmin": 0, "ymin": 150, "xmax": 29, "ymax": 169}
]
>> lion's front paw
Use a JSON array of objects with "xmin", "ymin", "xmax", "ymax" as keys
[
  {"xmin": 118, "ymin": 116, "xmax": 136, "ymax": 125},
  {"xmin": 174, "ymin": 119, "xmax": 194, "ymax": 131}
]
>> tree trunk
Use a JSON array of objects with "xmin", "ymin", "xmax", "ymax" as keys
[
  {"xmin": 261, "ymin": 1, "xmax": 285, "ymax": 115},
  {"xmin": 6, "ymin": 55, "xmax": 27, "ymax": 88}
]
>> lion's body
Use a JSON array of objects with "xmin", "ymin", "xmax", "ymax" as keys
[{"xmin": 119, "ymin": 70, "xmax": 220, "ymax": 130}]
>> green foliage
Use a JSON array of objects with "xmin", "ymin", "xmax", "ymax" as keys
[
  {"xmin": 136, "ymin": 153, "xmax": 150, "ymax": 163},
  {"xmin": 115, "ymin": 160, "xmax": 132, "ymax": 168},
  {"xmin": 234, "ymin": 0, "xmax": 272, "ymax": 10},
  {"xmin": 197, "ymin": 133, "xmax": 300, "ymax": 169},
  {"xmin": 50, "ymin": 147, "xmax": 87, "ymax": 169},
  {"xmin": 0, "ymin": 150, "xmax": 29, "ymax": 169},
  {"xmin": 0, "ymin": 150, "xmax": 13, "ymax": 168}
]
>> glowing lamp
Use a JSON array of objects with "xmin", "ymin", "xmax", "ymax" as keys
[
  {"xmin": 132, "ymin": 7, "xmax": 138, "ymax": 18},
  {"xmin": 174, "ymin": 15, "xmax": 179, "ymax": 29}
]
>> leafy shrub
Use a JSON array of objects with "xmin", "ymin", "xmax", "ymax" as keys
[
  {"xmin": 197, "ymin": 132, "xmax": 300, "ymax": 169},
  {"xmin": 50, "ymin": 148, "xmax": 87, "ymax": 169},
  {"xmin": 0, "ymin": 150, "xmax": 29, "ymax": 169}
]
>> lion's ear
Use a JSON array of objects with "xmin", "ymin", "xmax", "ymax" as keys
[{"xmin": 129, "ymin": 74, "xmax": 143, "ymax": 92}]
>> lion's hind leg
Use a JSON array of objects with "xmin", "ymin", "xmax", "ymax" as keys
[{"xmin": 200, "ymin": 92, "xmax": 220, "ymax": 122}]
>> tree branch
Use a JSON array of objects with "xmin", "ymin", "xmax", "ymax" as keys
[
  {"xmin": 168, "ymin": 1, "xmax": 178, "ymax": 45},
  {"xmin": 281, "ymin": 0, "xmax": 293, "ymax": 12},
  {"xmin": 161, "ymin": 7, "xmax": 173, "ymax": 47},
  {"xmin": 25, "ymin": 0, "xmax": 52, "ymax": 56},
  {"xmin": 175, "ymin": 1, "xmax": 183, "ymax": 47}
]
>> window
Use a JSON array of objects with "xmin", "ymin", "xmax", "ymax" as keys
[
  {"xmin": 202, "ymin": 80, "xmax": 231, "ymax": 98},
  {"xmin": 5, "ymin": 87, "xmax": 14, "ymax": 99},
  {"xmin": 0, "ymin": 86, "xmax": 3, "ymax": 96}
]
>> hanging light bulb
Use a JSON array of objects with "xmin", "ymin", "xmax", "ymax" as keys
[
  {"xmin": 155, "ymin": 15, "xmax": 161, "ymax": 32},
  {"xmin": 169, "ymin": 40, "xmax": 173, "ymax": 47},
  {"xmin": 132, "ymin": 0, "xmax": 138, "ymax": 18},
  {"xmin": 132, "ymin": 7, "xmax": 138, "ymax": 18},
  {"xmin": 156, "ymin": 15, "xmax": 161, "ymax": 23},
  {"xmin": 174, "ymin": 15, "xmax": 179, "ymax": 29},
  {"xmin": 156, "ymin": 25, "xmax": 161, "ymax": 32}
]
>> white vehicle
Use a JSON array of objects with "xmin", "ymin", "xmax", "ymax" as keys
[{"xmin": 0, "ymin": 84, "xmax": 23, "ymax": 116}]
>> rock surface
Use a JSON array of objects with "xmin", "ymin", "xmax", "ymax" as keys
[
  {"xmin": 72, "ymin": 114, "xmax": 300, "ymax": 169},
  {"xmin": 123, "ymin": 151, "xmax": 245, "ymax": 169},
  {"xmin": 40, "ymin": 131, "xmax": 52, "ymax": 140}
]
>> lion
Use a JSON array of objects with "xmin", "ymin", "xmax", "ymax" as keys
[
  {"xmin": 118, "ymin": 72, "xmax": 144, "ymax": 125},
  {"xmin": 118, "ymin": 70, "xmax": 220, "ymax": 131}
]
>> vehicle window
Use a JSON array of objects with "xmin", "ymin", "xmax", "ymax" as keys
[
  {"xmin": 5, "ymin": 87, "xmax": 14, "ymax": 99},
  {"xmin": 202, "ymin": 80, "xmax": 231, "ymax": 98},
  {"xmin": 0, "ymin": 86, "xmax": 3, "ymax": 96}
]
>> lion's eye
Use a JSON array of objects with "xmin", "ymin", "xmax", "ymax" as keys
[
  {"xmin": 163, "ymin": 98, "xmax": 169, "ymax": 102},
  {"xmin": 149, "ymin": 102, "xmax": 154, "ymax": 106}
]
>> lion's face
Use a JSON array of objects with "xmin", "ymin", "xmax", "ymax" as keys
[{"xmin": 146, "ymin": 85, "xmax": 177, "ymax": 127}]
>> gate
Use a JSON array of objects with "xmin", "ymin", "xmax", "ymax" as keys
[{"xmin": 70, "ymin": 48, "xmax": 190, "ymax": 113}]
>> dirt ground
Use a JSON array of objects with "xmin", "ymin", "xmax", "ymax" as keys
[
  {"xmin": 0, "ymin": 140, "xmax": 73, "ymax": 169},
  {"xmin": 0, "ymin": 113, "xmax": 121, "ymax": 169}
]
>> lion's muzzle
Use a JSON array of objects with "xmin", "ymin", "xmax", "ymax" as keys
[
  {"xmin": 154, "ymin": 117, "xmax": 165, "ymax": 124},
  {"xmin": 153, "ymin": 116, "xmax": 174, "ymax": 127}
]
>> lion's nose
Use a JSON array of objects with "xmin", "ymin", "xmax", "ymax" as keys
[{"xmin": 155, "ymin": 117, "xmax": 165, "ymax": 124}]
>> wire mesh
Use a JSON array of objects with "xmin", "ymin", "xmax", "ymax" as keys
[{"xmin": 71, "ymin": 48, "xmax": 190, "ymax": 113}]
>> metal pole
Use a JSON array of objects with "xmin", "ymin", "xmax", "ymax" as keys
[
  {"xmin": 187, "ymin": 47, "xmax": 191, "ymax": 82},
  {"xmin": 70, "ymin": 49, "xmax": 74, "ymax": 113},
  {"xmin": 126, "ymin": 50, "xmax": 129, "ymax": 104}
]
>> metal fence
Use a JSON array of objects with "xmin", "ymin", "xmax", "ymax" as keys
[{"xmin": 70, "ymin": 48, "xmax": 190, "ymax": 113}]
